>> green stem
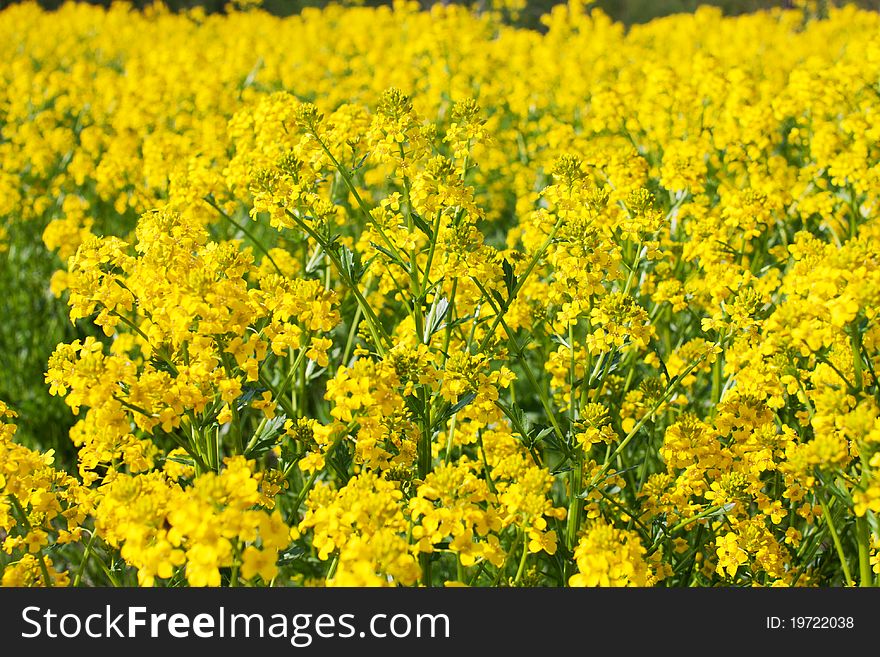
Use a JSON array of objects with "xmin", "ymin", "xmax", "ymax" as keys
[
  {"xmin": 818, "ymin": 495, "xmax": 853, "ymax": 586},
  {"xmin": 471, "ymin": 278, "xmax": 566, "ymax": 445},
  {"xmin": 595, "ymin": 486, "xmax": 652, "ymax": 539},
  {"xmin": 341, "ymin": 303, "xmax": 364, "ymax": 366},
  {"xmin": 72, "ymin": 529, "xmax": 99, "ymax": 587},
  {"xmin": 420, "ymin": 552, "xmax": 433, "ymax": 587},
  {"xmin": 654, "ymin": 505, "xmax": 726, "ymax": 551},
  {"xmin": 589, "ymin": 353, "xmax": 711, "ymax": 489},
  {"xmin": 477, "ymin": 218, "xmax": 563, "ymax": 353},
  {"xmin": 220, "ymin": 355, "xmax": 244, "ymax": 455},
  {"xmin": 290, "ymin": 432, "xmax": 346, "ymax": 517},
  {"xmin": 856, "ymin": 514, "xmax": 872, "ymax": 587},
  {"xmin": 443, "ymin": 413, "xmax": 458, "ymax": 465},
  {"xmin": 8, "ymin": 494, "xmax": 53, "ymax": 587},
  {"xmin": 397, "ymin": 143, "xmax": 426, "ymax": 322},
  {"xmin": 109, "ymin": 309, "xmax": 175, "ymax": 372},
  {"xmin": 568, "ymin": 322, "xmax": 577, "ymax": 422},
  {"xmin": 467, "ymin": 560, "xmax": 487, "ymax": 586},
  {"xmin": 857, "ymin": 469, "xmax": 873, "ymax": 587},
  {"xmin": 590, "ymin": 348, "xmax": 616, "ymax": 403},
  {"xmin": 711, "ymin": 349, "xmax": 723, "ymax": 406},
  {"xmin": 850, "ymin": 325, "xmax": 864, "ymax": 391},
  {"xmin": 326, "ymin": 554, "xmax": 340, "ymax": 581},
  {"xmin": 420, "ymin": 209, "xmax": 444, "ymax": 294},
  {"xmin": 230, "ymin": 543, "xmax": 241, "ymax": 587},
  {"xmin": 283, "ymin": 209, "xmax": 389, "ymax": 355},
  {"xmin": 204, "ymin": 196, "xmax": 283, "ymax": 276},
  {"xmin": 565, "ymin": 454, "xmax": 584, "ymax": 551},
  {"xmin": 441, "ymin": 278, "xmax": 458, "ymax": 367},
  {"xmin": 513, "ymin": 529, "xmax": 530, "ymax": 585},
  {"xmin": 313, "ymin": 134, "xmax": 413, "ymax": 279},
  {"xmin": 622, "ymin": 240, "xmax": 643, "ymax": 296},
  {"xmin": 477, "ymin": 431, "xmax": 497, "ymax": 495},
  {"xmin": 87, "ymin": 546, "xmax": 122, "ymax": 587},
  {"xmin": 418, "ymin": 388, "xmax": 432, "ymax": 479}
]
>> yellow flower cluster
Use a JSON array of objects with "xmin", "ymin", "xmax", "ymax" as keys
[
  {"xmin": 569, "ymin": 520, "xmax": 653, "ymax": 587},
  {"xmin": 299, "ymin": 472, "xmax": 420, "ymax": 586},
  {"xmin": 96, "ymin": 456, "xmax": 288, "ymax": 586},
  {"xmin": 1, "ymin": 1, "xmax": 879, "ymax": 587},
  {"xmin": 1, "ymin": 401, "xmax": 91, "ymax": 586}
]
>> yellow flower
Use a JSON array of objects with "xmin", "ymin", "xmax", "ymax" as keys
[{"xmin": 241, "ymin": 546, "xmax": 278, "ymax": 582}]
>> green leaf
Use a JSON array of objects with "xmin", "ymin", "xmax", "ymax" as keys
[
  {"xmin": 410, "ymin": 210, "xmax": 434, "ymax": 239},
  {"xmin": 278, "ymin": 545, "xmax": 307, "ymax": 562},
  {"xmin": 502, "ymin": 258, "xmax": 517, "ymax": 299},
  {"xmin": 497, "ymin": 400, "xmax": 530, "ymax": 435},
  {"xmin": 235, "ymin": 384, "xmax": 267, "ymax": 412},
  {"xmin": 245, "ymin": 414, "xmax": 287, "ymax": 458},
  {"xmin": 351, "ymin": 152, "xmax": 370, "ymax": 172},
  {"xmin": 423, "ymin": 296, "xmax": 450, "ymax": 343},
  {"xmin": 338, "ymin": 245, "xmax": 366, "ymax": 283},
  {"xmin": 435, "ymin": 391, "xmax": 477, "ymax": 428},
  {"xmin": 304, "ymin": 246, "xmax": 325, "ymax": 275},
  {"xmin": 369, "ymin": 241, "xmax": 409, "ymax": 272},
  {"xmin": 164, "ymin": 454, "xmax": 196, "ymax": 468}
]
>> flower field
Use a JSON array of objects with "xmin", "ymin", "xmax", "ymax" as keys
[{"xmin": 1, "ymin": 0, "xmax": 880, "ymax": 587}]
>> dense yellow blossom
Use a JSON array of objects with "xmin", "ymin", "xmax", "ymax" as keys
[{"xmin": 1, "ymin": 1, "xmax": 879, "ymax": 587}]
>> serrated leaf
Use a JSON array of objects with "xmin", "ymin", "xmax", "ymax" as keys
[
  {"xmin": 511, "ymin": 403, "xmax": 529, "ymax": 431},
  {"xmin": 338, "ymin": 245, "xmax": 365, "ymax": 283},
  {"xmin": 497, "ymin": 400, "xmax": 531, "ymax": 437}
]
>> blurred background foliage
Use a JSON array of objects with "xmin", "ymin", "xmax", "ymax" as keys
[{"xmin": 0, "ymin": 0, "xmax": 878, "ymax": 26}]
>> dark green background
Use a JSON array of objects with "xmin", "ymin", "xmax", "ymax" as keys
[{"xmin": 1, "ymin": 1, "xmax": 879, "ymax": 26}]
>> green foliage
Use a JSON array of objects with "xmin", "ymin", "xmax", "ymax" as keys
[{"xmin": 0, "ymin": 217, "xmax": 79, "ymax": 459}]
